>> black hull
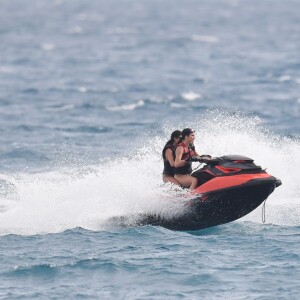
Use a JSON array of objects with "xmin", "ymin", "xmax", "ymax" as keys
[{"xmin": 111, "ymin": 179, "xmax": 277, "ymax": 231}]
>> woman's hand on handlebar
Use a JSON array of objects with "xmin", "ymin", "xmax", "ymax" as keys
[{"xmin": 200, "ymin": 155, "xmax": 212, "ymax": 160}]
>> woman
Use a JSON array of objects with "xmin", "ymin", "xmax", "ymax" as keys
[
  {"xmin": 174, "ymin": 128, "xmax": 199, "ymax": 190},
  {"xmin": 162, "ymin": 130, "xmax": 182, "ymax": 185}
]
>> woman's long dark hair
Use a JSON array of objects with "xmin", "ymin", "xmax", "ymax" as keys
[{"xmin": 162, "ymin": 130, "xmax": 182, "ymax": 159}]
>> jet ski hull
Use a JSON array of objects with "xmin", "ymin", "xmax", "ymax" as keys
[
  {"xmin": 178, "ymin": 177, "xmax": 277, "ymax": 230},
  {"xmin": 134, "ymin": 176, "xmax": 279, "ymax": 231},
  {"xmin": 107, "ymin": 155, "xmax": 281, "ymax": 231}
]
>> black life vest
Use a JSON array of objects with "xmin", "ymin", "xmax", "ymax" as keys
[{"xmin": 162, "ymin": 143, "xmax": 176, "ymax": 176}]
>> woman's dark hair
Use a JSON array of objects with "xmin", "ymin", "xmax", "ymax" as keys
[
  {"xmin": 181, "ymin": 128, "xmax": 195, "ymax": 139},
  {"xmin": 170, "ymin": 130, "xmax": 182, "ymax": 143},
  {"xmin": 162, "ymin": 130, "xmax": 182, "ymax": 158}
]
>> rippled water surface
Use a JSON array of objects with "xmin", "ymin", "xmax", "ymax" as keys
[{"xmin": 0, "ymin": 0, "xmax": 300, "ymax": 299}]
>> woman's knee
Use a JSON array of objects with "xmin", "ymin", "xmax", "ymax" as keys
[
  {"xmin": 190, "ymin": 177, "xmax": 198, "ymax": 189},
  {"xmin": 174, "ymin": 175, "xmax": 189, "ymax": 186},
  {"xmin": 192, "ymin": 177, "xmax": 198, "ymax": 184}
]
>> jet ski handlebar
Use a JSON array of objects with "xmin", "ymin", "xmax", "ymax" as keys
[
  {"xmin": 186, "ymin": 155, "xmax": 224, "ymax": 166},
  {"xmin": 186, "ymin": 155, "xmax": 213, "ymax": 163}
]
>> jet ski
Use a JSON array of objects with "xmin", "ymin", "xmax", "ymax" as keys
[{"xmin": 110, "ymin": 155, "xmax": 281, "ymax": 231}]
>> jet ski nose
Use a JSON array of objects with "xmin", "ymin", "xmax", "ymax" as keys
[{"xmin": 275, "ymin": 178, "xmax": 282, "ymax": 187}]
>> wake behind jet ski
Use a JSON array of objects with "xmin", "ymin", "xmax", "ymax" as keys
[{"xmin": 112, "ymin": 155, "xmax": 281, "ymax": 231}]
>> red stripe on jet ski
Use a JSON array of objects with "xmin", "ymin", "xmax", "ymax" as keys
[{"xmin": 193, "ymin": 173, "xmax": 273, "ymax": 194}]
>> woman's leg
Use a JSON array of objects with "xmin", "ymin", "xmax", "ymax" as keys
[
  {"xmin": 162, "ymin": 175, "xmax": 180, "ymax": 185},
  {"xmin": 174, "ymin": 174, "xmax": 198, "ymax": 189},
  {"xmin": 190, "ymin": 177, "xmax": 198, "ymax": 190}
]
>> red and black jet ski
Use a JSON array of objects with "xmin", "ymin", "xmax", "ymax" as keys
[{"xmin": 132, "ymin": 155, "xmax": 282, "ymax": 231}]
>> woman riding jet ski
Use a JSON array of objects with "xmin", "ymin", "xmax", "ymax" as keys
[{"xmin": 136, "ymin": 154, "xmax": 282, "ymax": 231}]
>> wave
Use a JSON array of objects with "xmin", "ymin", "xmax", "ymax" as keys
[
  {"xmin": 181, "ymin": 91, "xmax": 202, "ymax": 101},
  {"xmin": 106, "ymin": 100, "xmax": 145, "ymax": 111},
  {"xmin": 191, "ymin": 35, "xmax": 219, "ymax": 43},
  {"xmin": 44, "ymin": 104, "xmax": 75, "ymax": 112},
  {"xmin": 0, "ymin": 111, "xmax": 299, "ymax": 235},
  {"xmin": 55, "ymin": 125, "xmax": 111, "ymax": 134}
]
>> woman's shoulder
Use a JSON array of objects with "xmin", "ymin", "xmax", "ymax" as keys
[
  {"xmin": 177, "ymin": 142, "xmax": 186, "ymax": 148},
  {"xmin": 163, "ymin": 143, "xmax": 176, "ymax": 155},
  {"xmin": 163, "ymin": 142, "xmax": 173, "ymax": 149}
]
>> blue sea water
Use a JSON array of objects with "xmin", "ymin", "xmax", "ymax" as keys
[{"xmin": 0, "ymin": 0, "xmax": 300, "ymax": 298}]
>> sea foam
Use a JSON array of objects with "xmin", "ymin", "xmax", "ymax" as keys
[{"xmin": 0, "ymin": 111, "xmax": 299, "ymax": 235}]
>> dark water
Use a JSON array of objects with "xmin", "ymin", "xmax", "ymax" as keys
[{"xmin": 0, "ymin": 0, "xmax": 300, "ymax": 298}]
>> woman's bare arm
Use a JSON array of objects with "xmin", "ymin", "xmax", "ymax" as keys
[{"xmin": 175, "ymin": 146, "xmax": 186, "ymax": 168}]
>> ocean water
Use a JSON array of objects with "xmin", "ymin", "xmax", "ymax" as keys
[{"xmin": 1, "ymin": 0, "xmax": 300, "ymax": 298}]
